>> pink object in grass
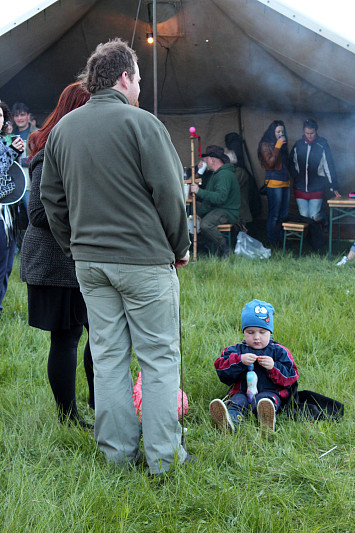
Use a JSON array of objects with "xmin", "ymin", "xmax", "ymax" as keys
[
  {"xmin": 132, "ymin": 372, "xmax": 189, "ymax": 423},
  {"xmin": 189, "ymin": 126, "xmax": 196, "ymax": 133},
  {"xmin": 132, "ymin": 372, "xmax": 143, "ymax": 422}
]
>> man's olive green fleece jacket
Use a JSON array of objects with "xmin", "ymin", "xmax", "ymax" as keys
[{"xmin": 41, "ymin": 89, "xmax": 190, "ymax": 265}]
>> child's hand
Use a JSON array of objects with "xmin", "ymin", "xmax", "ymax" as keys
[
  {"xmin": 257, "ymin": 356, "xmax": 274, "ymax": 370},
  {"xmin": 241, "ymin": 353, "xmax": 258, "ymax": 365}
]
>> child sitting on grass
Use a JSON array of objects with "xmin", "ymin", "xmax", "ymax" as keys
[{"xmin": 210, "ymin": 299, "xmax": 299, "ymax": 433}]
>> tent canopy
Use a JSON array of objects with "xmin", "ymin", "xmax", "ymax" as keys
[
  {"xmin": 1, "ymin": 0, "xmax": 355, "ymax": 194},
  {"xmin": 1, "ymin": 0, "xmax": 355, "ymax": 114}
]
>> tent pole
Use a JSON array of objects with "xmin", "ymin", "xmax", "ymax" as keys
[
  {"xmin": 153, "ymin": 0, "xmax": 158, "ymax": 116},
  {"xmin": 130, "ymin": 0, "xmax": 142, "ymax": 48},
  {"xmin": 237, "ymin": 104, "xmax": 242, "ymax": 138}
]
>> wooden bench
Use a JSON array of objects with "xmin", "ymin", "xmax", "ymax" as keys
[{"xmin": 282, "ymin": 222, "xmax": 308, "ymax": 257}]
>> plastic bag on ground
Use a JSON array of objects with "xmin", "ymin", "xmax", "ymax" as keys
[
  {"xmin": 234, "ymin": 231, "xmax": 271, "ymax": 259},
  {"xmin": 132, "ymin": 372, "xmax": 189, "ymax": 423}
]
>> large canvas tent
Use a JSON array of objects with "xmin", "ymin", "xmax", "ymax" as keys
[{"xmin": 1, "ymin": 0, "xmax": 355, "ymax": 205}]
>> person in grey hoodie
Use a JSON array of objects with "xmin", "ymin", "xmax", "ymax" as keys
[{"xmin": 41, "ymin": 38, "xmax": 191, "ymax": 477}]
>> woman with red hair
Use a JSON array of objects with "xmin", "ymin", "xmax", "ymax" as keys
[{"xmin": 21, "ymin": 83, "xmax": 94, "ymax": 427}]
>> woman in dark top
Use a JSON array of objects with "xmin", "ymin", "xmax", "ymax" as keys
[
  {"xmin": 289, "ymin": 118, "xmax": 340, "ymax": 226},
  {"xmin": 21, "ymin": 83, "xmax": 94, "ymax": 427},
  {"xmin": 0, "ymin": 101, "xmax": 25, "ymax": 313},
  {"xmin": 257, "ymin": 120, "xmax": 290, "ymax": 243}
]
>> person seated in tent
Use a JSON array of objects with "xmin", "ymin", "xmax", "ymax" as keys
[
  {"xmin": 209, "ymin": 299, "xmax": 299, "ymax": 434},
  {"xmin": 224, "ymin": 148, "xmax": 252, "ymax": 226},
  {"xmin": 190, "ymin": 145, "xmax": 240, "ymax": 258}
]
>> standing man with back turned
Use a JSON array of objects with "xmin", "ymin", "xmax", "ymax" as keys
[{"xmin": 40, "ymin": 38, "xmax": 191, "ymax": 476}]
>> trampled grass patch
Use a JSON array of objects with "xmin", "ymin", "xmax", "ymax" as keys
[{"xmin": 0, "ymin": 253, "xmax": 353, "ymax": 532}]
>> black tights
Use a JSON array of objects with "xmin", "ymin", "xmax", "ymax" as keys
[{"xmin": 47, "ymin": 323, "xmax": 94, "ymax": 422}]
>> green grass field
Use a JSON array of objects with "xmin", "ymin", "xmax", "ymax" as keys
[{"xmin": 0, "ymin": 251, "xmax": 354, "ymax": 532}]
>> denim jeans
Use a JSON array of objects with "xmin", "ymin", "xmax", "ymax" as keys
[
  {"xmin": 266, "ymin": 187, "xmax": 290, "ymax": 242},
  {"xmin": 0, "ymin": 222, "xmax": 16, "ymax": 311},
  {"xmin": 227, "ymin": 391, "xmax": 281, "ymax": 424},
  {"xmin": 295, "ymin": 198, "xmax": 324, "ymax": 222}
]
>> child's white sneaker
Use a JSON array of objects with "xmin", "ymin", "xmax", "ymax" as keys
[
  {"xmin": 257, "ymin": 398, "xmax": 276, "ymax": 433},
  {"xmin": 336, "ymin": 256, "xmax": 348, "ymax": 266},
  {"xmin": 209, "ymin": 399, "xmax": 235, "ymax": 434}
]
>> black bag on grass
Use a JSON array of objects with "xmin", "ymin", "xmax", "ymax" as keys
[
  {"xmin": 297, "ymin": 390, "xmax": 344, "ymax": 421},
  {"xmin": 282, "ymin": 382, "xmax": 344, "ymax": 421}
]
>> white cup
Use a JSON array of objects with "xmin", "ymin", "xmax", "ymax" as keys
[
  {"xmin": 198, "ymin": 161, "xmax": 207, "ymax": 175},
  {"xmin": 184, "ymin": 183, "xmax": 190, "ymax": 200}
]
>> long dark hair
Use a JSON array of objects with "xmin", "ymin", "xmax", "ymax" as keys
[
  {"xmin": 257, "ymin": 120, "xmax": 288, "ymax": 162},
  {"xmin": 28, "ymin": 82, "xmax": 90, "ymax": 159},
  {"xmin": 0, "ymin": 101, "xmax": 12, "ymax": 136}
]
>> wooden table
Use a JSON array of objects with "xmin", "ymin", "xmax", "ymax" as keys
[{"xmin": 327, "ymin": 197, "xmax": 355, "ymax": 258}]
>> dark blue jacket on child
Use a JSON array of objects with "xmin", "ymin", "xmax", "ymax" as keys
[{"xmin": 214, "ymin": 339, "xmax": 299, "ymax": 401}]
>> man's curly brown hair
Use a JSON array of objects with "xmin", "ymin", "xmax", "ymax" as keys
[{"xmin": 78, "ymin": 38, "xmax": 138, "ymax": 95}]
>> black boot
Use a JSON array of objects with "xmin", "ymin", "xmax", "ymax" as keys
[{"xmin": 217, "ymin": 241, "xmax": 230, "ymax": 258}]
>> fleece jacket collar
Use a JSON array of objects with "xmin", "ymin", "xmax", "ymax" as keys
[{"xmin": 90, "ymin": 88, "xmax": 129, "ymax": 105}]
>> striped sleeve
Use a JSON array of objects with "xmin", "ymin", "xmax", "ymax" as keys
[
  {"xmin": 268, "ymin": 343, "xmax": 299, "ymax": 387},
  {"xmin": 214, "ymin": 344, "xmax": 246, "ymax": 386}
]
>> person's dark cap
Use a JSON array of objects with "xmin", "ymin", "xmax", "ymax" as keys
[
  {"xmin": 201, "ymin": 145, "xmax": 230, "ymax": 164},
  {"xmin": 12, "ymin": 103, "xmax": 30, "ymax": 115}
]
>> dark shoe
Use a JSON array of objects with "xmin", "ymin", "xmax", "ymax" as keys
[
  {"xmin": 60, "ymin": 414, "xmax": 94, "ymax": 431},
  {"xmin": 217, "ymin": 241, "xmax": 230, "ymax": 258},
  {"xmin": 127, "ymin": 449, "xmax": 144, "ymax": 469},
  {"xmin": 75, "ymin": 419, "xmax": 94, "ymax": 430}
]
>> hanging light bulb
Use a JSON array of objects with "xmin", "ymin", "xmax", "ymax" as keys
[{"xmin": 146, "ymin": 32, "xmax": 154, "ymax": 44}]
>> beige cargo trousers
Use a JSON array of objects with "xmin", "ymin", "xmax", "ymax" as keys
[{"xmin": 75, "ymin": 261, "xmax": 187, "ymax": 475}]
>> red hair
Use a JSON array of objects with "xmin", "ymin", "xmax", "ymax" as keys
[{"xmin": 28, "ymin": 82, "xmax": 90, "ymax": 159}]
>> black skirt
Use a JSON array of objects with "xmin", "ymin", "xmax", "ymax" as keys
[{"xmin": 27, "ymin": 285, "xmax": 88, "ymax": 331}]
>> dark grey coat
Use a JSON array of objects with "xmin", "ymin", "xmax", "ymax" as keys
[{"xmin": 20, "ymin": 149, "xmax": 79, "ymax": 287}]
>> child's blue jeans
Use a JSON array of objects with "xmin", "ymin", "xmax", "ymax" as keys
[{"xmin": 227, "ymin": 392, "xmax": 281, "ymax": 424}]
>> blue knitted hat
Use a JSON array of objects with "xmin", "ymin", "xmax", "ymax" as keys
[{"xmin": 241, "ymin": 299, "xmax": 275, "ymax": 333}]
